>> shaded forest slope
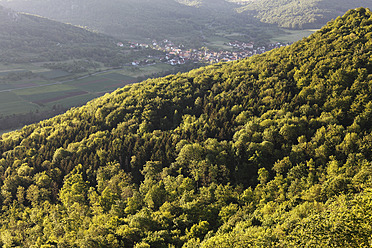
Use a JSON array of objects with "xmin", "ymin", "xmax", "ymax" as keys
[
  {"xmin": 0, "ymin": 5, "xmax": 128, "ymax": 65},
  {"xmin": 1, "ymin": 7, "xmax": 372, "ymax": 247},
  {"xmin": 0, "ymin": 0, "xmax": 268, "ymax": 43}
]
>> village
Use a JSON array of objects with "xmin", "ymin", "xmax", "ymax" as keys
[{"xmin": 123, "ymin": 39, "xmax": 291, "ymax": 66}]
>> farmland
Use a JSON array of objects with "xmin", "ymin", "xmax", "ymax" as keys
[
  {"xmin": 270, "ymin": 29, "xmax": 319, "ymax": 43},
  {"xmin": 1, "ymin": 70, "xmax": 135, "ymax": 110},
  {"xmin": 0, "ymin": 63, "xmax": 178, "ymax": 131}
]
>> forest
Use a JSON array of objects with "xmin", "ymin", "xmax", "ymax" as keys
[
  {"xmin": 0, "ymin": 6, "xmax": 134, "ymax": 67},
  {"xmin": 238, "ymin": 0, "xmax": 372, "ymax": 29},
  {"xmin": 1, "ymin": 7, "xmax": 372, "ymax": 247},
  {"xmin": 0, "ymin": 0, "xmax": 280, "ymax": 45},
  {"xmin": 0, "ymin": 5, "xmax": 168, "ymax": 134}
]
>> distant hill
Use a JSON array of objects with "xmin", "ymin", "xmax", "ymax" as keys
[
  {"xmin": 1, "ymin": 0, "xmax": 371, "ymax": 44},
  {"xmin": 0, "ymin": 0, "xmax": 278, "ymax": 44},
  {"xmin": 0, "ymin": 5, "xmax": 165, "ymax": 133},
  {"xmin": 0, "ymin": 5, "xmax": 130, "ymax": 66},
  {"xmin": 237, "ymin": 0, "xmax": 372, "ymax": 29},
  {"xmin": 1, "ymin": 7, "xmax": 372, "ymax": 247}
]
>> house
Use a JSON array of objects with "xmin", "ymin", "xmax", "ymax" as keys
[{"xmin": 245, "ymin": 43, "xmax": 254, "ymax": 49}]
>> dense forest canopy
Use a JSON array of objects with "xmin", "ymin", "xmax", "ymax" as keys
[
  {"xmin": 1, "ymin": 7, "xmax": 372, "ymax": 247},
  {"xmin": 0, "ymin": 5, "xmax": 161, "ymax": 134}
]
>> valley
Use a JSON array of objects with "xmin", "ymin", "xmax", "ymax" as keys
[
  {"xmin": 0, "ymin": 62, "xmax": 189, "ymax": 131},
  {"xmin": 0, "ymin": 31, "xmax": 295, "ymax": 132},
  {"xmin": 3, "ymin": 0, "xmax": 351, "ymax": 133},
  {"xmin": 0, "ymin": 8, "xmax": 372, "ymax": 247},
  {"xmin": 0, "ymin": 3, "xmax": 304, "ymax": 132},
  {"xmin": 1, "ymin": 0, "xmax": 372, "ymax": 246}
]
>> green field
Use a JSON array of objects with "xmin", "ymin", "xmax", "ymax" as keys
[
  {"xmin": 0, "ymin": 69, "xmax": 28, "ymax": 76},
  {"xmin": 38, "ymin": 70, "xmax": 71, "ymax": 79},
  {"xmin": 204, "ymin": 35, "xmax": 233, "ymax": 51},
  {"xmin": 45, "ymin": 92, "xmax": 97, "ymax": 108},
  {"xmin": 0, "ymin": 25, "xmax": 312, "ymax": 130},
  {"xmin": 2, "ymin": 71, "xmax": 136, "ymax": 112},
  {"xmin": 66, "ymin": 72, "xmax": 136, "ymax": 93},
  {"xmin": 0, "ymin": 91, "xmax": 38, "ymax": 115},
  {"xmin": 119, "ymin": 64, "xmax": 174, "ymax": 77},
  {"xmin": 271, "ymin": 29, "xmax": 319, "ymax": 43},
  {"xmin": 0, "ymin": 63, "xmax": 178, "ymax": 124}
]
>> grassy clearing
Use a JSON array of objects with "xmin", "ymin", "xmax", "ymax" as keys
[
  {"xmin": 0, "ymin": 80, "xmax": 51, "ymax": 91},
  {"xmin": 0, "ymin": 92, "xmax": 38, "ymax": 115},
  {"xmin": 204, "ymin": 35, "xmax": 232, "ymax": 50},
  {"xmin": 69, "ymin": 77, "xmax": 117, "ymax": 92},
  {"xmin": 271, "ymin": 29, "xmax": 319, "ymax": 43},
  {"xmin": 38, "ymin": 70, "xmax": 71, "ymax": 79},
  {"xmin": 0, "ymin": 91, "xmax": 26, "ymax": 104},
  {"xmin": 0, "ymin": 68, "xmax": 153, "ymax": 118},
  {"xmin": 120, "ymin": 64, "xmax": 173, "ymax": 77},
  {"xmin": 0, "ymin": 102, "xmax": 38, "ymax": 115},
  {"xmin": 67, "ymin": 72, "xmax": 137, "ymax": 93},
  {"xmin": 15, "ymin": 84, "xmax": 76, "ymax": 96},
  {"xmin": 0, "ymin": 84, "xmax": 15, "ymax": 91},
  {"xmin": 19, "ymin": 80, "xmax": 50, "ymax": 86},
  {"xmin": 0, "ymin": 62, "xmax": 48, "ymax": 72},
  {"xmin": 0, "ymin": 69, "xmax": 28, "ymax": 76},
  {"xmin": 19, "ymin": 89, "xmax": 86, "ymax": 103},
  {"xmin": 0, "ymin": 62, "xmax": 184, "ymax": 122},
  {"xmin": 45, "ymin": 93, "xmax": 97, "ymax": 108},
  {"xmin": 100, "ymin": 72, "xmax": 136, "ymax": 82}
]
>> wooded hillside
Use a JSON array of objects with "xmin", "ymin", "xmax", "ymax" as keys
[
  {"xmin": 238, "ymin": 0, "xmax": 372, "ymax": 29},
  {"xmin": 0, "ymin": 0, "xmax": 277, "ymax": 44},
  {"xmin": 1, "ymin": 7, "xmax": 372, "ymax": 247},
  {"xmin": 0, "ymin": 5, "xmax": 129, "ymax": 66}
]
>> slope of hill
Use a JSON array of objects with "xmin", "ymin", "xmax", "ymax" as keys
[
  {"xmin": 1, "ymin": 7, "xmax": 372, "ymax": 247},
  {"xmin": 0, "ymin": 5, "xmax": 132, "ymax": 66},
  {"xmin": 237, "ymin": 0, "xmax": 372, "ymax": 29},
  {"xmin": 0, "ymin": 0, "xmax": 278, "ymax": 45},
  {"xmin": 0, "ymin": 5, "xmax": 168, "ymax": 133},
  {"xmin": 2, "ymin": 0, "xmax": 371, "ymax": 45}
]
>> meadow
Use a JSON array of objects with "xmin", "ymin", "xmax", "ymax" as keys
[
  {"xmin": 0, "ymin": 63, "xmax": 175, "ymax": 123},
  {"xmin": 270, "ymin": 29, "xmax": 319, "ymax": 43}
]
